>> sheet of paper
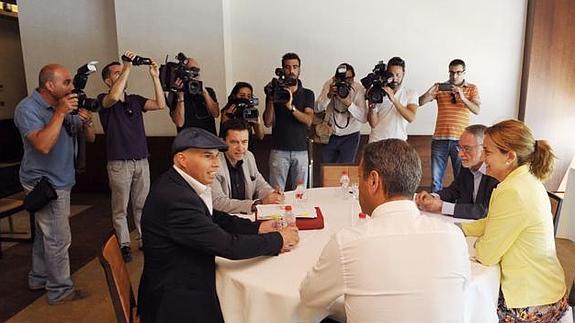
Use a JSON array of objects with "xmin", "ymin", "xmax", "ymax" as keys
[{"xmin": 256, "ymin": 204, "xmax": 318, "ymax": 220}]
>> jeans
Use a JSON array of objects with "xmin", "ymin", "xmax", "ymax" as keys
[
  {"xmin": 321, "ymin": 132, "xmax": 360, "ymax": 164},
  {"xmin": 26, "ymin": 187, "xmax": 74, "ymax": 302},
  {"xmin": 269, "ymin": 150, "xmax": 308, "ymax": 191},
  {"xmin": 107, "ymin": 159, "xmax": 150, "ymax": 248},
  {"xmin": 431, "ymin": 139, "xmax": 461, "ymax": 192}
]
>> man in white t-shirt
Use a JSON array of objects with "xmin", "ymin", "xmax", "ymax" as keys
[
  {"xmin": 300, "ymin": 139, "xmax": 471, "ymax": 323},
  {"xmin": 367, "ymin": 57, "xmax": 418, "ymax": 142},
  {"xmin": 315, "ymin": 63, "xmax": 367, "ymax": 163}
]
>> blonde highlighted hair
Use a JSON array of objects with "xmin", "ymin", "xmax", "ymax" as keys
[{"xmin": 485, "ymin": 119, "xmax": 555, "ymax": 180}]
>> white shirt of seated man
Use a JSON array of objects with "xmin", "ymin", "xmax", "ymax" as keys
[{"xmin": 300, "ymin": 139, "xmax": 471, "ymax": 323}]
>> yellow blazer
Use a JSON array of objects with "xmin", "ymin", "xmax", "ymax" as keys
[{"xmin": 463, "ymin": 165, "xmax": 565, "ymax": 308}]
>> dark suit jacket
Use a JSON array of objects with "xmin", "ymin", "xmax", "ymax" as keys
[
  {"xmin": 137, "ymin": 167, "xmax": 283, "ymax": 323},
  {"xmin": 438, "ymin": 166, "xmax": 499, "ymax": 220}
]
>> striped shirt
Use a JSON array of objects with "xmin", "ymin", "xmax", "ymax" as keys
[{"xmin": 433, "ymin": 82, "xmax": 479, "ymax": 139}]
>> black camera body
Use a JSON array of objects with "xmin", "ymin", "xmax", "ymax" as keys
[
  {"xmin": 334, "ymin": 64, "xmax": 351, "ymax": 99},
  {"xmin": 264, "ymin": 68, "xmax": 297, "ymax": 104},
  {"xmin": 72, "ymin": 61, "xmax": 100, "ymax": 113},
  {"xmin": 360, "ymin": 61, "xmax": 395, "ymax": 104},
  {"xmin": 228, "ymin": 97, "xmax": 260, "ymax": 124},
  {"xmin": 121, "ymin": 54, "xmax": 152, "ymax": 66},
  {"xmin": 160, "ymin": 52, "xmax": 203, "ymax": 95}
]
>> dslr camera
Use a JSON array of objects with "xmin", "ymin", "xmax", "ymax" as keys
[
  {"xmin": 227, "ymin": 97, "xmax": 260, "ymax": 124},
  {"xmin": 121, "ymin": 54, "xmax": 152, "ymax": 66},
  {"xmin": 264, "ymin": 68, "xmax": 297, "ymax": 104},
  {"xmin": 334, "ymin": 64, "xmax": 351, "ymax": 99},
  {"xmin": 360, "ymin": 61, "xmax": 394, "ymax": 104},
  {"xmin": 159, "ymin": 52, "xmax": 203, "ymax": 95},
  {"xmin": 71, "ymin": 61, "xmax": 100, "ymax": 114}
]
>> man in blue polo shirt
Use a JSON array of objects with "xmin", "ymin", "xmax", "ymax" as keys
[
  {"xmin": 98, "ymin": 51, "xmax": 166, "ymax": 262},
  {"xmin": 14, "ymin": 64, "xmax": 96, "ymax": 304}
]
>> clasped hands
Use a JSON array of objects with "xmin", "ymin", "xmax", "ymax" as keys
[{"xmin": 414, "ymin": 191, "xmax": 443, "ymax": 213}]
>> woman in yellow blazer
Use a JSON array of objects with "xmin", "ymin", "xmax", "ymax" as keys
[{"xmin": 462, "ymin": 119, "xmax": 568, "ymax": 322}]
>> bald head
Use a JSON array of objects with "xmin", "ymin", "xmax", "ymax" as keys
[
  {"xmin": 186, "ymin": 57, "xmax": 200, "ymax": 69},
  {"xmin": 38, "ymin": 64, "xmax": 68, "ymax": 89}
]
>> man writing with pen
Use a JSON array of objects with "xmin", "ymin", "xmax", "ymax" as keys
[{"xmin": 211, "ymin": 119, "xmax": 284, "ymax": 214}]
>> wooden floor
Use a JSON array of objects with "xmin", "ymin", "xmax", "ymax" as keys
[{"xmin": 3, "ymin": 218, "xmax": 575, "ymax": 322}]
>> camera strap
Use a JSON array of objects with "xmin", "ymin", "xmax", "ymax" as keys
[{"xmin": 330, "ymin": 102, "xmax": 350, "ymax": 129}]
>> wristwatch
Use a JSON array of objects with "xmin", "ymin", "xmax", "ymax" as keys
[{"xmin": 290, "ymin": 105, "xmax": 296, "ymax": 113}]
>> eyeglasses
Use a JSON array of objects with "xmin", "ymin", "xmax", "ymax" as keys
[
  {"xmin": 449, "ymin": 70, "xmax": 465, "ymax": 76},
  {"xmin": 456, "ymin": 144, "xmax": 481, "ymax": 154}
]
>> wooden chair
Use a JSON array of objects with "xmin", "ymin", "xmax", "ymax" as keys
[
  {"xmin": 548, "ymin": 191, "xmax": 564, "ymax": 236},
  {"xmin": 99, "ymin": 232, "xmax": 140, "ymax": 323},
  {"xmin": 320, "ymin": 163, "xmax": 360, "ymax": 188}
]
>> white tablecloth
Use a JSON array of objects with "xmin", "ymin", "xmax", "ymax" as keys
[{"xmin": 216, "ymin": 187, "xmax": 500, "ymax": 323}]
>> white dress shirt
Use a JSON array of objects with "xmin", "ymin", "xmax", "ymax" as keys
[
  {"xmin": 315, "ymin": 78, "xmax": 367, "ymax": 136},
  {"xmin": 173, "ymin": 165, "xmax": 214, "ymax": 215},
  {"xmin": 300, "ymin": 200, "xmax": 471, "ymax": 323},
  {"xmin": 441, "ymin": 163, "xmax": 488, "ymax": 215},
  {"xmin": 368, "ymin": 85, "xmax": 418, "ymax": 142}
]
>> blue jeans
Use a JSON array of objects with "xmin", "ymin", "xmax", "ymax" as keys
[
  {"xmin": 321, "ymin": 132, "xmax": 360, "ymax": 164},
  {"xmin": 269, "ymin": 150, "xmax": 308, "ymax": 191},
  {"xmin": 25, "ymin": 186, "xmax": 74, "ymax": 302},
  {"xmin": 107, "ymin": 159, "xmax": 150, "ymax": 248},
  {"xmin": 431, "ymin": 139, "xmax": 461, "ymax": 192}
]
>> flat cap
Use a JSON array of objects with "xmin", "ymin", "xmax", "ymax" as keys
[{"xmin": 171, "ymin": 127, "xmax": 228, "ymax": 154}]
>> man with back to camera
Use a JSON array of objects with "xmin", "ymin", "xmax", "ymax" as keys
[
  {"xmin": 211, "ymin": 119, "xmax": 284, "ymax": 214},
  {"xmin": 300, "ymin": 139, "xmax": 470, "ymax": 322},
  {"xmin": 419, "ymin": 59, "xmax": 481, "ymax": 192},
  {"xmin": 415, "ymin": 124, "xmax": 499, "ymax": 219},
  {"xmin": 367, "ymin": 56, "xmax": 418, "ymax": 143},
  {"xmin": 315, "ymin": 63, "xmax": 367, "ymax": 163},
  {"xmin": 263, "ymin": 52, "xmax": 315, "ymax": 190},
  {"xmin": 98, "ymin": 50, "xmax": 167, "ymax": 262},
  {"xmin": 14, "ymin": 64, "xmax": 96, "ymax": 304},
  {"xmin": 138, "ymin": 127, "xmax": 299, "ymax": 322},
  {"xmin": 169, "ymin": 56, "xmax": 220, "ymax": 134}
]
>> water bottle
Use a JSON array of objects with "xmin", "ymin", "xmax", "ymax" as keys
[
  {"xmin": 284, "ymin": 205, "xmax": 296, "ymax": 227},
  {"xmin": 357, "ymin": 212, "xmax": 368, "ymax": 225},
  {"xmin": 339, "ymin": 171, "xmax": 350, "ymax": 199},
  {"xmin": 295, "ymin": 179, "xmax": 307, "ymax": 203}
]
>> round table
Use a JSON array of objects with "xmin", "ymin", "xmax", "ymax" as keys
[{"xmin": 216, "ymin": 187, "xmax": 500, "ymax": 323}]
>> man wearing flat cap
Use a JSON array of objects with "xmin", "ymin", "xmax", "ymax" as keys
[{"xmin": 138, "ymin": 127, "xmax": 299, "ymax": 323}]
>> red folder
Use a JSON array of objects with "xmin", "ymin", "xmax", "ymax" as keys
[{"xmin": 296, "ymin": 207, "xmax": 324, "ymax": 230}]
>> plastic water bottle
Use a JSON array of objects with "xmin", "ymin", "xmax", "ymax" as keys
[
  {"xmin": 284, "ymin": 205, "xmax": 296, "ymax": 227},
  {"xmin": 295, "ymin": 179, "xmax": 307, "ymax": 203},
  {"xmin": 357, "ymin": 212, "xmax": 368, "ymax": 225},
  {"xmin": 339, "ymin": 171, "xmax": 350, "ymax": 199}
]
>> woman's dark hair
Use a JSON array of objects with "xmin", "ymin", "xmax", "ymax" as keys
[{"xmin": 227, "ymin": 82, "xmax": 253, "ymax": 102}]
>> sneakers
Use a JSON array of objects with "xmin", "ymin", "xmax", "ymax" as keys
[
  {"xmin": 121, "ymin": 246, "xmax": 133, "ymax": 263},
  {"xmin": 47, "ymin": 289, "xmax": 85, "ymax": 305},
  {"xmin": 28, "ymin": 282, "xmax": 46, "ymax": 291}
]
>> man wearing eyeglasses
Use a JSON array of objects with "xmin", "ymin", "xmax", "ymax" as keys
[
  {"xmin": 98, "ymin": 50, "xmax": 167, "ymax": 262},
  {"xmin": 419, "ymin": 59, "xmax": 481, "ymax": 193},
  {"xmin": 415, "ymin": 124, "xmax": 498, "ymax": 219},
  {"xmin": 315, "ymin": 63, "xmax": 367, "ymax": 163}
]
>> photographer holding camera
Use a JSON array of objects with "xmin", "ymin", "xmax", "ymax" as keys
[
  {"xmin": 263, "ymin": 52, "xmax": 314, "ymax": 190},
  {"xmin": 14, "ymin": 64, "xmax": 96, "ymax": 304},
  {"xmin": 418, "ymin": 59, "xmax": 481, "ymax": 192},
  {"xmin": 220, "ymin": 81, "xmax": 265, "ymax": 144},
  {"xmin": 366, "ymin": 57, "xmax": 418, "ymax": 143},
  {"xmin": 98, "ymin": 50, "xmax": 166, "ymax": 262},
  {"xmin": 169, "ymin": 56, "xmax": 219, "ymax": 134},
  {"xmin": 315, "ymin": 63, "xmax": 367, "ymax": 163}
]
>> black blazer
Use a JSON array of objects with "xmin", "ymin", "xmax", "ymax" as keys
[
  {"xmin": 137, "ymin": 167, "xmax": 283, "ymax": 323},
  {"xmin": 438, "ymin": 166, "xmax": 499, "ymax": 220}
]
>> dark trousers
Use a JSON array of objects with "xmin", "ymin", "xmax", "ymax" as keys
[{"xmin": 321, "ymin": 132, "xmax": 361, "ymax": 164}]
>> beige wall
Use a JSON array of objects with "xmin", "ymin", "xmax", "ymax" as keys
[
  {"xmin": 17, "ymin": 0, "xmax": 118, "ymax": 132},
  {"xmin": 0, "ymin": 17, "xmax": 26, "ymax": 120}
]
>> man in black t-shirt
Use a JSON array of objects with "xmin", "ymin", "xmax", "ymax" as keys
[
  {"xmin": 99, "ymin": 50, "xmax": 167, "ymax": 262},
  {"xmin": 168, "ymin": 56, "xmax": 220, "ymax": 134},
  {"xmin": 263, "ymin": 52, "xmax": 315, "ymax": 190}
]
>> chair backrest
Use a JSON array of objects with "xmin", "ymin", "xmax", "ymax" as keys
[
  {"xmin": 98, "ymin": 232, "xmax": 139, "ymax": 323},
  {"xmin": 548, "ymin": 191, "xmax": 563, "ymax": 236},
  {"xmin": 321, "ymin": 163, "xmax": 360, "ymax": 187}
]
